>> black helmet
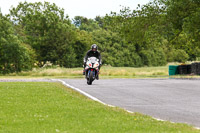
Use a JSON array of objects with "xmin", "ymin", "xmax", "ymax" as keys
[{"xmin": 91, "ymin": 44, "xmax": 98, "ymax": 51}]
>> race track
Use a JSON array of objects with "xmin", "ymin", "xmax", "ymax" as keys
[{"xmin": 61, "ymin": 78, "xmax": 200, "ymax": 127}]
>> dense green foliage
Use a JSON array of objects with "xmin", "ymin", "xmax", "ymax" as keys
[
  {"xmin": 9, "ymin": 2, "xmax": 82, "ymax": 67},
  {"xmin": 0, "ymin": 13, "xmax": 35, "ymax": 74},
  {"xmin": 0, "ymin": 0, "xmax": 200, "ymax": 73}
]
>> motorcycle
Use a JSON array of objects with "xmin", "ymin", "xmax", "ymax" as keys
[{"xmin": 85, "ymin": 57, "xmax": 99, "ymax": 85}]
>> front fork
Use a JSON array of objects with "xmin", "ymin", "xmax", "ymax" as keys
[{"xmin": 86, "ymin": 69, "xmax": 97, "ymax": 79}]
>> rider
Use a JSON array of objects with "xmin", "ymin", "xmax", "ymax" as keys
[{"xmin": 83, "ymin": 44, "xmax": 102, "ymax": 79}]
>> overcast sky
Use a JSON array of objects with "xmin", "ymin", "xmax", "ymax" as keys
[{"xmin": 0, "ymin": 0, "xmax": 150, "ymax": 19}]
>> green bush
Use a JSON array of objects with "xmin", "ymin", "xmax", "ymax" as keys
[
  {"xmin": 173, "ymin": 49, "xmax": 189, "ymax": 63},
  {"xmin": 166, "ymin": 48, "xmax": 189, "ymax": 63},
  {"xmin": 153, "ymin": 48, "xmax": 167, "ymax": 66},
  {"xmin": 140, "ymin": 48, "xmax": 167, "ymax": 66}
]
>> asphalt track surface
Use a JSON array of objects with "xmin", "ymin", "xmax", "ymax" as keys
[{"xmin": 61, "ymin": 78, "xmax": 200, "ymax": 127}]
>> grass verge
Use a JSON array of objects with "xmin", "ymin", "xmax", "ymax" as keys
[
  {"xmin": 2, "ymin": 66, "xmax": 170, "ymax": 79},
  {"xmin": 0, "ymin": 82, "xmax": 199, "ymax": 133}
]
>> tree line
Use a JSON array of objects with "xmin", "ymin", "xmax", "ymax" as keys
[{"xmin": 0, "ymin": 0, "xmax": 200, "ymax": 74}]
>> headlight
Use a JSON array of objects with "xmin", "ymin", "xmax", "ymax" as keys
[
  {"xmin": 94, "ymin": 63, "xmax": 99, "ymax": 68},
  {"xmin": 87, "ymin": 62, "xmax": 92, "ymax": 67}
]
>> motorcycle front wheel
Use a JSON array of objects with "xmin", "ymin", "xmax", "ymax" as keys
[{"xmin": 87, "ymin": 71, "xmax": 94, "ymax": 85}]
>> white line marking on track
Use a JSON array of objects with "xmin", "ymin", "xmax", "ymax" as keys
[
  {"xmin": 195, "ymin": 127, "xmax": 200, "ymax": 130},
  {"xmin": 126, "ymin": 110, "xmax": 134, "ymax": 113},
  {"xmin": 53, "ymin": 79, "xmax": 200, "ymax": 130},
  {"xmin": 153, "ymin": 117, "xmax": 165, "ymax": 122},
  {"xmin": 52, "ymin": 79, "xmax": 115, "ymax": 107}
]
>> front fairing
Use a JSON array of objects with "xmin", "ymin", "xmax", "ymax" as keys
[
  {"xmin": 86, "ymin": 57, "xmax": 99, "ymax": 69},
  {"xmin": 85, "ymin": 57, "xmax": 99, "ymax": 79}
]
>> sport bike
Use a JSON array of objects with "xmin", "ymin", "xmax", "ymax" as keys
[{"xmin": 85, "ymin": 57, "xmax": 99, "ymax": 85}]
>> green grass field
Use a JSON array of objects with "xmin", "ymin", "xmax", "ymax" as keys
[
  {"xmin": 2, "ymin": 66, "xmax": 169, "ymax": 79},
  {"xmin": 0, "ymin": 82, "xmax": 199, "ymax": 133},
  {"xmin": 2, "ymin": 65, "xmax": 200, "ymax": 79}
]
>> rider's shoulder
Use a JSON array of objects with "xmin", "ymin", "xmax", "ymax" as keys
[
  {"xmin": 87, "ymin": 50, "xmax": 100, "ymax": 54},
  {"xmin": 87, "ymin": 50, "xmax": 92, "ymax": 53}
]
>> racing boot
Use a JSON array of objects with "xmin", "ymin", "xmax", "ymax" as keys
[
  {"xmin": 83, "ymin": 63, "xmax": 86, "ymax": 75},
  {"xmin": 96, "ymin": 74, "xmax": 99, "ymax": 80},
  {"xmin": 96, "ymin": 71, "xmax": 99, "ymax": 80}
]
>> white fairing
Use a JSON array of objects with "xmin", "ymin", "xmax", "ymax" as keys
[{"xmin": 86, "ymin": 57, "xmax": 99, "ymax": 69}]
